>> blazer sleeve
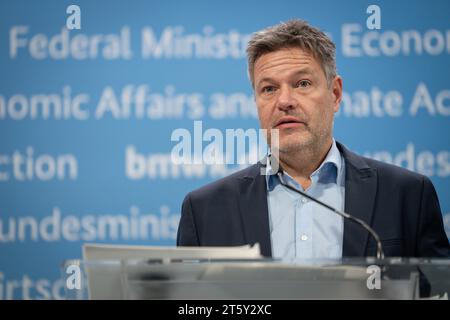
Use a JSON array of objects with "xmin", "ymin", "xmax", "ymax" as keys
[
  {"xmin": 416, "ymin": 176, "xmax": 450, "ymax": 257},
  {"xmin": 177, "ymin": 193, "xmax": 200, "ymax": 246}
]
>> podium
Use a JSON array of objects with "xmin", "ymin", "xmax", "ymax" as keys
[{"xmin": 62, "ymin": 257, "xmax": 450, "ymax": 300}]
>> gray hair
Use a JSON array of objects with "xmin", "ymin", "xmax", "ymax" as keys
[{"xmin": 246, "ymin": 19, "xmax": 337, "ymax": 88}]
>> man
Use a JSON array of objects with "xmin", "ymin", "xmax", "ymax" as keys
[{"xmin": 177, "ymin": 20, "xmax": 450, "ymax": 259}]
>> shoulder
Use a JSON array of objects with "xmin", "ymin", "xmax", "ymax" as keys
[
  {"xmin": 339, "ymin": 142, "xmax": 431, "ymax": 186},
  {"xmin": 185, "ymin": 163, "xmax": 262, "ymax": 202},
  {"xmin": 363, "ymin": 156, "xmax": 426, "ymax": 183}
]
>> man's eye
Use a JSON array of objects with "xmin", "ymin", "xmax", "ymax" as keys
[
  {"xmin": 297, "ymin": 80, "xmax": 311, "ymax": 88},
  {"xmin": 262, "ymin": 86, "xmax": 275, "ymax": 93}
]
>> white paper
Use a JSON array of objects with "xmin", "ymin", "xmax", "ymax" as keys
[{"xmin": 82, "ymin": 242, "xmax": 263, "ymax": 261}]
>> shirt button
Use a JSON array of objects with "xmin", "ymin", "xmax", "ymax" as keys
[
  {"xmin": 300, "ymin": 234, "xmax": 308, "ymax": 241},
  {"xmin": 301, "ymin": 198, "xmax": 307, "ymax": 203}
]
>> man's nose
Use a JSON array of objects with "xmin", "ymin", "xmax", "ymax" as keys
[{"xmin": 276, "ymin": 86, "xmax": 296, "ymax": 111}]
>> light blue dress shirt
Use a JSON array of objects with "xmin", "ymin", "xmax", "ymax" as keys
[{"xmin": 265, "ymin": 139, "xmax": 345, "ymax": 260}]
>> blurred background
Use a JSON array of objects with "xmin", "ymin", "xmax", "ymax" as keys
[{"xmin": 0, "ymin": 0, "xmax": 449, "ymax": 299}]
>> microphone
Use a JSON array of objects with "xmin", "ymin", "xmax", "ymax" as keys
[{"xmin": 275, "ymin": 170, "xmax": 385, "ymax": 260}]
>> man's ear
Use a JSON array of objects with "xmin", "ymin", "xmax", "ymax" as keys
[{"xmin": 331, "ymin": 76, "xmax": 343, "ymax": 113}]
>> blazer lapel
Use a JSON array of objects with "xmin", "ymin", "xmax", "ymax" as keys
[
  {"xmin": 338, "ymin": 142, "xmax": 378, "ymax": 257},
  {"xmin": 237, "ymin": 163, "xmax": 272, "ymax": 257}
]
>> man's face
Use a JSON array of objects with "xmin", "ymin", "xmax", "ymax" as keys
[{"xmin": 253, "ymin": 47, "xmax": 342, "ymax": 155}]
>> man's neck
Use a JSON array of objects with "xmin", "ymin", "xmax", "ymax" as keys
[{"xmin": 277, "ymin": 138, "xmax": 333, "ymax": 190}]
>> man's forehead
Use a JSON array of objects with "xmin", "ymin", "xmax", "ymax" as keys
[
  {"xmin": 254, "ymin": 48, "xmax": 318, "ymax": 76},
  {"xmin": 253, "ymin": 48, "xmax": 320, "ymax": 86}
]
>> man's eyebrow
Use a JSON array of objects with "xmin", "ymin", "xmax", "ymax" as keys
[
  {"xmin": 256, "ymin": 68, "xmax": 315, "ymax": 87},
  {"xmin": 256, "ymin": 77, "xmax": 277, "ymax": 87},
  {"xmin": 292, "ymin": 68, "xmax": 314, "ymax": 76}
]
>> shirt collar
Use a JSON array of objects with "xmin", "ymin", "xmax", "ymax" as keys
[{"xmin": 265, "ymin": 139, "xmax": 343, "ymax": 191}]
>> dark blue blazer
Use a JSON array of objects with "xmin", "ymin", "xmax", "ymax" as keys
[{"xmin": 177, "ymin": 142, "xmax": 450, "ymax": 257}]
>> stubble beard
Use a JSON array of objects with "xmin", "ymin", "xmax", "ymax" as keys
[{"xmin": 271, "ymin": 120, "xmax": 334, "ymax": 164}]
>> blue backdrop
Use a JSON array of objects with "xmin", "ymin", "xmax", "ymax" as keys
[{"xmin": 0, "ymin": 0, "xmax": 449, "ymax": 299}]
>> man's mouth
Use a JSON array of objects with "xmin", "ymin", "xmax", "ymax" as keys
[{"xmin": 274, "ymin": 116, "xmax": 304, "ymax": 129}]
